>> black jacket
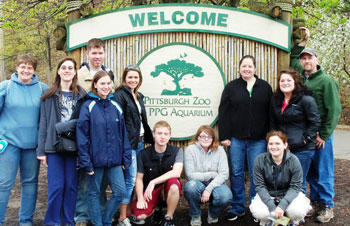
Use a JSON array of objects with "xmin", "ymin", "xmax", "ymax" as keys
[
  {"xmin": 140, "ymin": 145, "xmax": 179, "ymax": 189},
  {"xmin": 270, "ymin": 92, "xmax": 320, "ymax": 152},
  {"xmin": 113, "ymin": 86, "xmax": 153, "ymax": 149},
  {"xmin": 36, "ymin": 88, "xmax": 87, "ymax": 156},
  {"xmin": 218, "ymin": 76, "xmax": 273, "ymax": 140}
]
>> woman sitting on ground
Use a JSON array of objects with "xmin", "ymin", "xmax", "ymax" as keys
[
  {"xmin": 184, "ymin": 125, "xmax": 232, "ymax": 226},
  {"xmin": 249, "ymin": 130, "xmax": 311, "ymax": 226}
]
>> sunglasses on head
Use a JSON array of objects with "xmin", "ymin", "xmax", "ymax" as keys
[{"xmin": 126, "ymin": 65, "xmax": 140, "ymax": 71}]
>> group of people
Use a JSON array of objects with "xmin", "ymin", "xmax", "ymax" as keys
[
  {"xmin": 218, "ymin": 27, "xmax": 341, "ymax": 226},
  {"xmin": 0, "ymin": 27, "xmax": 341, "ymax": 226}
]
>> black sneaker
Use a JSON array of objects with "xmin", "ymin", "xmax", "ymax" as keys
[
  {"xmin": 225, "ymin": 211, "xmax": 245, "ymax": 221},
  {"xmin": 160, "ymin": 216, "xmax": 174, "ymax": 226},
  {"xmin": 306, "ymin": 201, "xmax": 319, "ymax": 217},
  {"xmin": 151, "ymin": 207, "xmax": 163, "ymax": 225}
]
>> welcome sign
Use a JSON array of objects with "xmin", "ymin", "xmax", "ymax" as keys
[
  {"xmin": 138, "ymin": 43, "xmax": 225, "ymax": 140},
  {"xmin": 67, "ymin": 4, "xmax": 291, "ymax": 52},
  {"xmin": 67, "ymin": 4, "xmax": 288, "ymax": 140}
]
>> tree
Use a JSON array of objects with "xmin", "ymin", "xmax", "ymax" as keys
[
  {"xmin": 293, "ymin": 0, "xmax": 350, "ymax": 79},
  {"xmin": 0, "ymin": 0, "xmax": 69, "ymax": 82},
  {"xmin": 293, "ymin": 0, "xmax": 350, "ymax": 124},
  {"xmin": 151, "ymin": 59, "xmax": 204, "ymax": 95}
]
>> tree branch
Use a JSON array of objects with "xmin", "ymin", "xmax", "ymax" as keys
[
  {"xmin": 341, "ymin": 26, "xmax": 350, "ymax": 77},
  {"xmin": 343, "ymin": 45, "xmax": 350, "ymax": 77}
]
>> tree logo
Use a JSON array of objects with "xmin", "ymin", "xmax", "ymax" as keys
[
  {"xmin": 151, "ymin": 58, "xmax": 204, "ymax": 96},
  {"xmin": 138, "ymin": 42, "xmax": 226, "ymax": 140}
]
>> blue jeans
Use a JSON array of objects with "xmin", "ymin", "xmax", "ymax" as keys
[
  {"xmin": 74, "ymin": 169, "xmax": 108, "ymax": 223},
  {"xmin": 184, "ymin": 180, "xmax": 232, "ymax": 219},
  {"xmin": 307, "ymin": 134, "xmax": 334, "ymax": 208},
  {"xmin": 228, "ymin": 137, "xmax": 266, "ymax": 215},
  {"xmin": 121, "ymin": 141, "xmax": 144, "ymax": 204},
  {"xmin": 44, "ymin": 153, "xmax": 78, "ymax": 226},
  {"xmin": 88, "ymin": 166, "xmax": 126, "ymax": 226},
  {"xmin": 0, "ymin": 144, "xmax": 39, "ymax": 226},
  {"xmin": 293, "ymin": 150, "xmax": 315, "ymax": 194}
]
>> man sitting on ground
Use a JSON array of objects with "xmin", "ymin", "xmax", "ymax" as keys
[{"xmin": 131, "ymin": 120, "xmax": 183, "ymax": 226}]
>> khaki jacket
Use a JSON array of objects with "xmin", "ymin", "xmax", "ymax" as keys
[{"xmin": 77, "ymin": 64, "xmax": 116, "ymax": 92}]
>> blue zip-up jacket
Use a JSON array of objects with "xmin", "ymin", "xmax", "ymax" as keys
[
  {"xmin": 77, "ymin": 92, "xmax": 132, "ymax": 173},
  {"xmin": 0, "ymin": 73, "xmax": 47, "ymax": 149}
]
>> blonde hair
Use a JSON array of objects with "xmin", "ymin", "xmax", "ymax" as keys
[{"xmin": 153, "ymin": 120, "xmax": 171, "ymax": 134}]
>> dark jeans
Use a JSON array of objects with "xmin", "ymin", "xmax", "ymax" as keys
[{"xmin": 44, "ymin": 153, "xmax": 78, "ymax": 226}]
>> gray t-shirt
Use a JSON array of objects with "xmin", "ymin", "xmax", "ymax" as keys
[
  {"xmin": 59, "ymin": 91, "xmax": 76, "ymax": 122},
  {"xmin": 137, "ymin": 146, "xmax": 183, "ymax": 174}
]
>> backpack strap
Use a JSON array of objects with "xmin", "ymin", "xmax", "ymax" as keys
[
  {"xmin": 6, "ymin": 80, "xmax": 11, "ymax": 95},
  {"xmin": 3, "ymin": 80, "xmax": 11, "ymax": 103},
  {"xmin": 39, "ymin": 81, "xmax": 43, "ymax": 93}
]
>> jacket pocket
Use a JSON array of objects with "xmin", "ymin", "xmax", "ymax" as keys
[
  {"xmin": 287, "ymin": 129, "xmax": 304, "ymax": 149},
  {"xmin": 145, "ymin": 166, "xmax": 158, "ymax": 180}
]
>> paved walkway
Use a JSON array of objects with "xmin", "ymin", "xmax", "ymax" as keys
[{"xmin": 334, "ymin": 127, "xmax": 350, "ymax": 160}]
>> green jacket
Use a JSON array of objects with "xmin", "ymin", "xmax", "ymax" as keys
[{"xmin": 290, "ymin": 46, "xmax": 341, "ymax": 140}]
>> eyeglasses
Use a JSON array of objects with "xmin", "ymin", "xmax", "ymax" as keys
[
  {"xmin": 60, "ymin": 65, "xmax": 75, "ymax": 71},
  {"xmin": 126, "ymin": 65, "xmax": 140, "ymax": 71},
  {"xmin": 198, "ymin": 135, "xmax": 213, "ymax": 140}
]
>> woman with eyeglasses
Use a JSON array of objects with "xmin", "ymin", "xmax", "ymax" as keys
[
  {"xmin": 77, "ymin": 70, "xmax": 132, "ymax": 226},
  {"xmin": 270, "ymin": 69, "xmax": 320, "ymax": 194},
  {"xmin": 0, "ymin": 54, "xmax": 47, "ymax": 226},
  {"xmin": 36, "ymin": 57, "xmax": 85, "ymax": 226},
  {"xmin": 184, "ymin": 125, "xmax": 232, "ymax": 226},
  {"xmin": 113, "ymin": 65, "xmax": 153, "ymax": 226},
  {"xmin": 250, "ymin": 130, "xmax": 311, "ymax": 226},
  {"xmin": 218, "ymin": 55, "xmax": 273, "ymax": 221}
]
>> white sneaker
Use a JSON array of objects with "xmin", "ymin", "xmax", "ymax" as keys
[
  {"xmin": 117, "ymin": 218, "xmax": 132, "ymax": 226},
  {"xmin": 190, "ymin": 215, "xmax": 202, "ymax": 226},
  {"xmin": 316, "ymin": 206, "xmax": 334, "ymax": 223},
  {"xmin": 207, "ymin": 212, "xmax": 218, "ymax": 224}
]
